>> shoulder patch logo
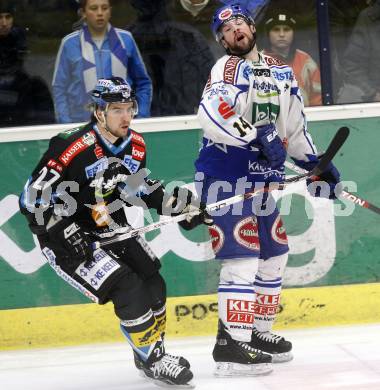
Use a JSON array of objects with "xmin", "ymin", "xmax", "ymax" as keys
[
  {"xmin": 224, "ymin": 56, "xmax": 241, "ymax": 84},
  {"xmin": 58, "ymin": 131, "xmax": 96, "ymax": 166}
]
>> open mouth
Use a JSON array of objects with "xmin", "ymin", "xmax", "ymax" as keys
[{"xmin": 236, "ymin": 33, "xmax": 245, "ymax": 42}]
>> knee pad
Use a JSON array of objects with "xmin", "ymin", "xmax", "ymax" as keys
[
  {"xmin": 146, "ymin": 272, "xmax": 166, "ymax": 311},
  {"xmin": 220, "ymin": 257, "xmax": 259, "ymax": 285},
  {"xmin": 110, "ymin": 272, "xmax": 152, "ymax": 321},
  {"xmin": 257, "ymin": 253, "xmax": 288, "ymax": 280}
]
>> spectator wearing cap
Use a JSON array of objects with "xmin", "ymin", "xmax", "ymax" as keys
[
  {"xmin": 262, "ymin": 12, "xmax": 322, "ymax": 106},
  {"xmin": 0, "ymin": 0, "xmax": 55, "ymax": 127}
]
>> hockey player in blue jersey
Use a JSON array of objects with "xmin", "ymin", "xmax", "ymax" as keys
[{"xmin": 195, "ymin": 3, "xmax": 341, "ymax": 376}]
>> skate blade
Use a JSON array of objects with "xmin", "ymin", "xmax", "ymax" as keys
[
  {"xmin": 272, "ymin": 351, "xmax": 293, "ymax": 363},
  {"xmin": 214, "ymin": 362, "xmax": 273, "ymax": 377},
  {"xmin": 151, "ymin": 378, "xmax": 196, "ymax": 389}
]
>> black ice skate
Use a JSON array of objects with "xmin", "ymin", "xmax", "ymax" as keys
[
  {"xmin": 134, "ymin": 350, "xmax": 191, "ymax": 373},
  {"xmin": 249, "ymin": 327, "xmax": 293, "ymax": 363},
  {"xmin": 141, "ymin": 356, "xmax": 194, "ymax": 388},
  {"xmin": 212, "ymin": 320, "xmax": 273, "ymax": 377}
]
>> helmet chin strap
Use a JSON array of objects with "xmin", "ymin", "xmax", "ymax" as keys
[{"xmin": 95, "ymin": 105, "xmax": 113, "ymax": 135}]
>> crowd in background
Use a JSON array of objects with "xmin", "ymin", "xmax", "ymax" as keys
[{"xmin": 0, "ymin": 0, "xmax": 379, "ymax": 128}]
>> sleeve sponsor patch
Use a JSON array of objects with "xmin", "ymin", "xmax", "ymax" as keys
[
  {"xmin": 58, "ymin": 131, "xmax": 96, "ymax": 166},
  {"xmin": 223, "ymin": 56, "xmax": 241, "ymax": 84},
  {"xmin": 131, "ymin": 130, "xmax": 145, "ymax": 146},
  {"xmin": 264, "ymin": 56, "xmax": 286, "ymax": 67},
  {"xmin": 131, "ymin": 144, "xmax": 146, "ymax": 161}
]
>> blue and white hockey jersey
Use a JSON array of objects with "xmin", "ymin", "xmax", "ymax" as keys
[{"xmin": 195, "ymin": 52, "xmax": 317, "ymax": 182}]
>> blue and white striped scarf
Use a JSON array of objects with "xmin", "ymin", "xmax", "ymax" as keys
[{"xmin": 80, "ymin": 23, "xmax": 128, "ymax": 93}]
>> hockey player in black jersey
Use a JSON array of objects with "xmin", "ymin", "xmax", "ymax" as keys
[{"xmin": 19, "ymin": 77, "xmax": 212, "ymax": 388}]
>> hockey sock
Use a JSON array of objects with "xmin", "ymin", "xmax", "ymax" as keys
[
  {"xmin": 253, "ymin": 254, "xmax": 287, "ymax": 332},
  {"xmin": 253, "ymin": 275, "xmax": 282, "ymax": 332},
  {"xmin": 120, "ymin": 309, "xmax": 163, "ymax": 363},
  {"xmin": 218, "ymin": 259, "xmax": 258, "ymax": 342},
  {"xmin": 153, "ymin": 304, "xmax": 166, "ymax": 336}
]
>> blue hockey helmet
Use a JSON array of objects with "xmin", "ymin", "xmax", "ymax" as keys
[
  {"xmin": 91, "ymin": 77, "xmax": 138, "ymax": 115},
  {"xmin": 211, "ymin": 3, "xmax": 255, "ymax": 42}
]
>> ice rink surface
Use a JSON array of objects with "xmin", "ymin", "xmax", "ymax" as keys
[{"xmin": 1, "ymin": 323, "xmax": 380, "ymax": 390}]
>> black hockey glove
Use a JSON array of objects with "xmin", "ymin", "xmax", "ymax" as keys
[
  {"xmin": 179, "ymin": 202, "xmax": 214, "ymax": 231},
  {"xmin": 162, "ymin": 186, "xmax": 213, "ymax": 230},
  {"xmin": 252, "ymin": 124, "xmax": 287, "ymax": 169},
  {"xmin": 50, "ymin": 221, "xmax": 95, "ymax": 267}
]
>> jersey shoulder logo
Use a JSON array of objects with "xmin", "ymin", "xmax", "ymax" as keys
[
  {"xmin": 130, "ymin": 130, "xmax": 145, "ymax": 146},
  {"xmin": 58, "ymin": 125, "xmax": 86, "ymax": 139},
  {"xmin": 264, "ymin": 55, "xmax": 286, "ymax": 67},
  {"xmin": 58, "ymin": 131, "xmax": 96, "ymax": 166},
  {"xmin": 224, "ymin": 56, "xmax": 242, "ymax": 84}
]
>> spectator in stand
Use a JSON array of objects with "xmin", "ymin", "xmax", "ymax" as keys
[
  {"xmin": 0, "ymin": 1, "xmax": 54, "ymax": 127},
  {"xmin": 337, "ymin": 0, "xmax": 380, "ymax": 103},
  {"xmin": 52, "ymin": 0, "xmax": 152, "ymax": 124},
  {"xmin": 262, "ymin": 12, "xmax": 322, "ymax": 106},
  {"xmin": 179, "ymin": 0, "xmax": 210, "ymax": 17},
  {"xmin": 128, "ymin": 0, "xmax": 215, "ymax": 116}
]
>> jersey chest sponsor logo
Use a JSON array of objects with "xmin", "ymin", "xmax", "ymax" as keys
[
  {"xmin": 85, "ymin": 157, "xmax": 109, "ymax": 179},
  {"xmin": 208, "ymin": 224, "xmax": 224, "ymax": 254},
  {"xmin": 272, "ymin": 70, "xmax": 293, "ymax": 81},
  {"xmin": 251, "ymin": 102, "xmax": 280, "ymax": 124},
  {"xmin": 90, "ymin": 173, "xmax": 127, "ymax": 192},
  {"xmin": 131, "ymin": 144, "xmax": 145, "ymax": 161},
  {"xmin": 58, "ymin": 131, "xmax": 96, "ymax": 166},
  {"xmin": 243, "ymin": 66, "xmax": 270, "ymax": 79},
  {"xmin": 233, "ymin": 216, "xmax": 260, "ymax": 251},
  {"xmin": 123, "ymin": 155, "xmax": 141, "ymax": 174},
  {"xmin": 271, "ymin": 215, "xmax": 288, "ymax": 245},
  {"xmin": 227, "ymin": 298, "xmax": 255, "ymax": 324},
  {"xmin": 252, "ymin": 80, "xmax": 281, "ymax": 95},
  {"xmin": 224, "ymin": 56, "xmax": 241, "ymax": 84}
]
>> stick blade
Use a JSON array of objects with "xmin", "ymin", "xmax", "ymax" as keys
[{"xmin": 312, "ymin": 126, "xmax": 350, "ymax": 176}]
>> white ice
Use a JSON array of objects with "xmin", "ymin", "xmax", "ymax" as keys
[{"xmin": 1, "ymin": 323, "xmax": 380, "ymax": 390}]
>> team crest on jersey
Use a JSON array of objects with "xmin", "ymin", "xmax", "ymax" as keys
[
  {"xmin": 208, "ymin": 224, "xmax": 225, "ymax": 254},
  {"xmin": 82, "ymin": 131, "xmax": 96, "ymax": 146},
  {"xmin": 233, "ymin": 216, "xmax": 260, "ymax": 251},
  {"xmin": 271, "ymin": 215, "xmax": 288, "ymax": 245}
]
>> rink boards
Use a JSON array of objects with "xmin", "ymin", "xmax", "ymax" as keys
[
  {"xmin": 0, "ymin": 104, "xmax": 380, "ymax": 350},
  {"xmin": 1, "ymin": 282, "xmax": 380, "ymax": 350}
]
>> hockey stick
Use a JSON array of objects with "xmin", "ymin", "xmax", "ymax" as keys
[
  {"xmin": 284, "ymin": 160, "xmax": 380, "ymax": 216},
  {"xmin": 92, "ymin": 126, "xmax": 349, "ymax": 249}
]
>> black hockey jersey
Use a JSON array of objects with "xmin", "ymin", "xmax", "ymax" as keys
[{"xmin": 19, "ymin": 122, "xmax": 151, "ymax": 236}]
